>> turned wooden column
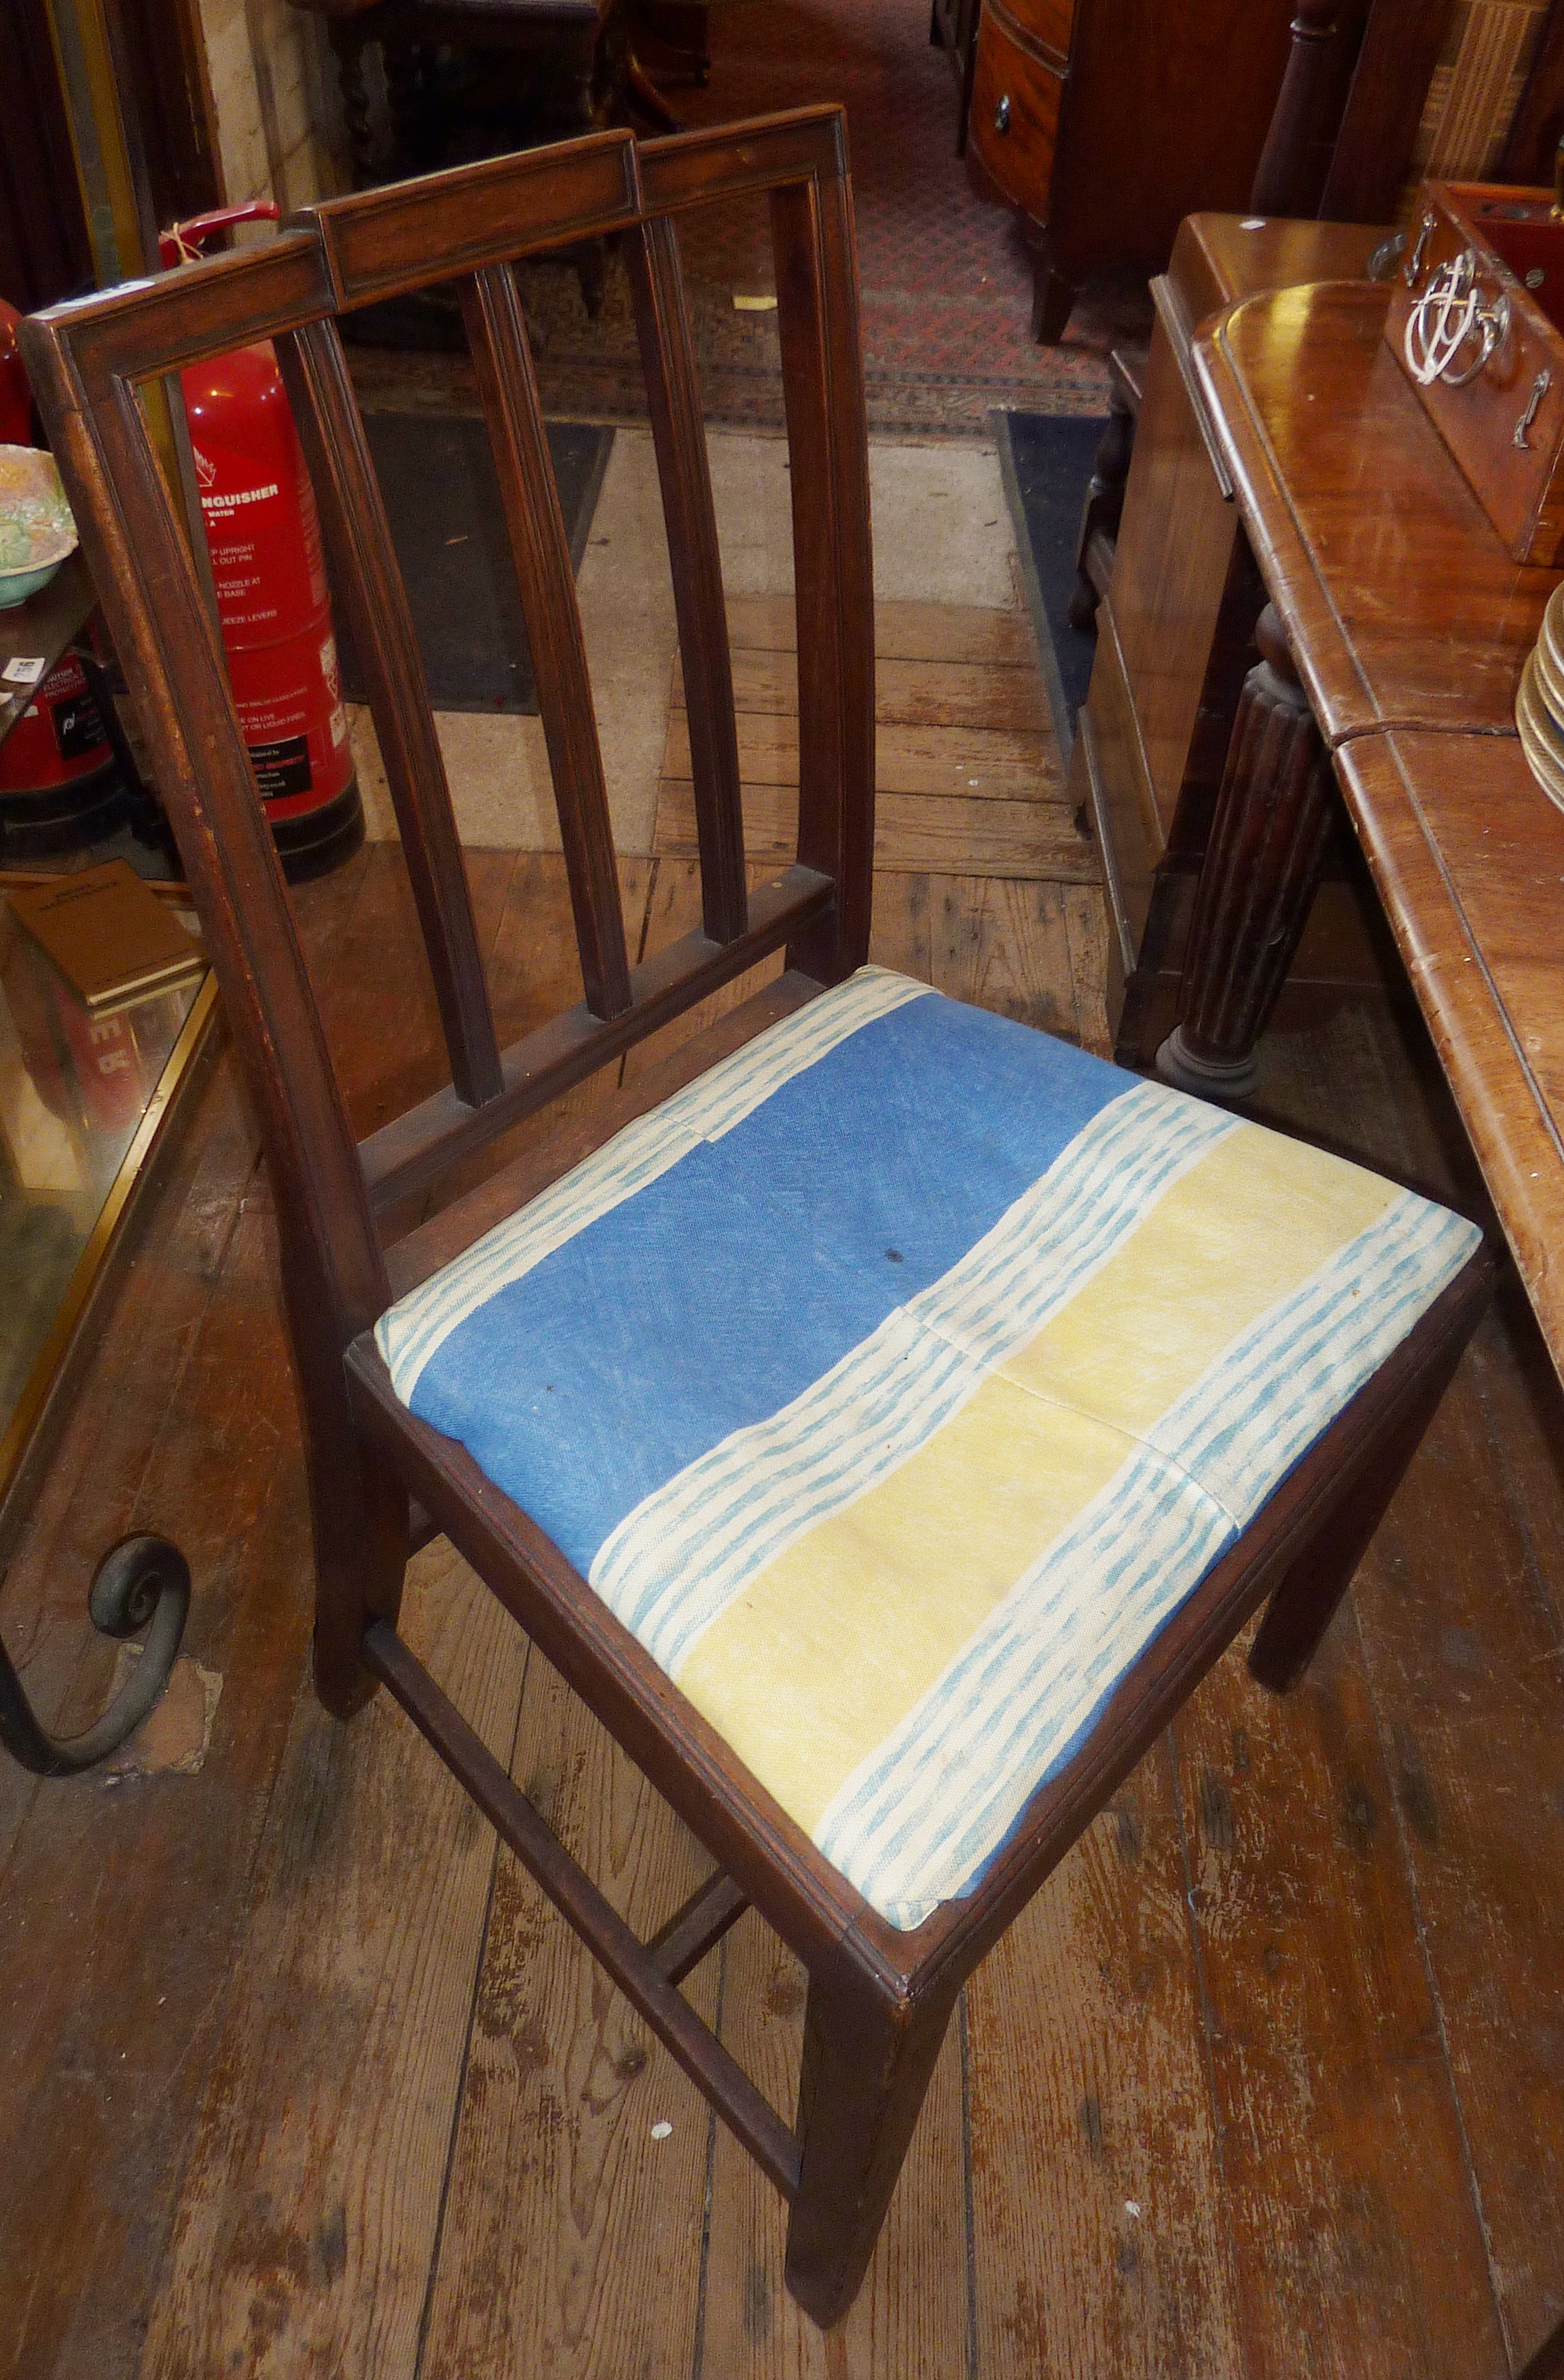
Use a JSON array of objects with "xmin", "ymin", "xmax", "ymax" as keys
[
  {"xmin": 1157, "ymin": 604, "xmax": 1334, "ymax": 1099},
  {"xmin": 1250, "ymin": 0, "xmax": 1341, "ymax": 220}
]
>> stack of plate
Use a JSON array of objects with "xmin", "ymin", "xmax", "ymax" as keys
[{"xmin": 1518, "ymin": 583, "xmax": 1564, "ymax": 813}]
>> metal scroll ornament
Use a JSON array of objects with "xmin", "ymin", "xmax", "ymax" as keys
[{"xmin": 1404, "ymin": 249, "xmax": 1510, "ymax": 390}]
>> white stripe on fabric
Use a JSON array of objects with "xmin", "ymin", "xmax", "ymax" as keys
[
  {"xmin": 1145, "ymin": 1193, "xmax": 1479, "ymax": 1528},
  {"xmin": 814, "ymin": 1442, "xmax": 1233, "ymax": 1927},
  {"xmin": 589, "ymin": 1080, "xmax": 1237, "ymax": 1671},
  {"xmin": 812, "ymin": 1191, "xmax": 1480, "ymax": 1928},
  {"xmin": 376, "ymin": 965, "xmax": 934, "ymax": 1400}
]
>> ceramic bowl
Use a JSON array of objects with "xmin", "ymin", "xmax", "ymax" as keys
[
  {"xmin": 0, "ymin": 447, "xmax": 77, "ymax": 608},
  {"xmin": 1516, "ymin": 651, "xmax": 1564, "ymax": 815}
]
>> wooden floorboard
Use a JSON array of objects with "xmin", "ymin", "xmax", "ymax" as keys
[
  {"xmin": 1356, "ymin": 1303, "xmax": 1564, "ymax": 2369},
  {"xmin": 137, "ymin": 1541, "xmax": 531, "ymax": 2380},
  {"xmin": 418, "ymin": 1653, "xmax": 717, "ymax": 2380},
  {"xmin": 674, "ymin": 651, "xmax": 1051, "ymax": 735},
  {"xmin": 1170, "ymin": 1603, "xmax": 1506, "ymax": 2380},
  {"xmin": 966, "ymin": 1742, "xmax": 1247, "ymax": 2379},
  {"xmin": 723, "ymin": 595, "xmax": 1038, "ymax": 669},
  {"xmin": 655, "ymin": 779, "xmax": 1096, "ymax": 881},
  {"xmin": 661, "ymin": 712, "xmax": 1065, "ymax": 803}
]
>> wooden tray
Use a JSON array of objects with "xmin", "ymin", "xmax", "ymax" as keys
[{"xmin": 1384, "ymin": 180, "xmax": 1564, "ymax": 564}]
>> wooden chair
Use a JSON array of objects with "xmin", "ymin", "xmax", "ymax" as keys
[{"xmin": 22, "ymin": 107, "xmax": 1495, "ymax": 2328}]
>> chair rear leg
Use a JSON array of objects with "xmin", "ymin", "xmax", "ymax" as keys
[
  {"xmin": 783, "ymin": 1974, "xmax": 957, "ymax": 2328},
  {"xmin": 1248, "ymin": 1304, "xmax": 1477, "ymax": 1696}
]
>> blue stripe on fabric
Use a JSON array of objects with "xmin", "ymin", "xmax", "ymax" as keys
[
  {"xmin": 378, "ymin": 968, "xmax": 934, "ymax": 1399},
  {"xmin": 592, "ymin": 1082, "xmax": 1235, "ymax": 1674},
  {"xmin": 405, "ymin": 989, "xmax": 1136, "ymax": 1573}
]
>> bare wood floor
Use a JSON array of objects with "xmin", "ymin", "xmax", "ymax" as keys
[{"xmin": 1, "ymin": 608, "xmax": 1561, "ymax": 2380}]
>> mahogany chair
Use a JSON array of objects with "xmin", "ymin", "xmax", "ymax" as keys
[{"xmin": 22, "ymin": 107, "xmax": 1495, "ymax": 2328}]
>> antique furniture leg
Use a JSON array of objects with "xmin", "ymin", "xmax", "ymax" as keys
[
  {"xmin": 0, "ymin": 1536, "xmax": 189, "ymax": 1776},
  {"xmin": 1030, "ymin": 233, "xmax": 1078, "ymax": 344},
  {"xmin": 1070, "ymin": 350, "xmax": 1140, "ymax": 628},
  {"xmin": 1247, "ymin": 1315, "xmax": 1472, "ymax": 1692},
  {"xmin": 783, "ymin": 1977, "xmax": 959, "ymax": 2329},
  {"xmin": 1157, "ymin": 603, "xmax": 1334, "ymax": 1099},
  {"xmin": 1518, "ymin": 2312, "xmax": 1564, "ymax": 2380}
]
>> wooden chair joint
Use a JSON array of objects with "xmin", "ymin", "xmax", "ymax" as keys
[
  {"xmin": 645, "ymin": 1869, "xmax": 750, "ymax": 1983},
  {"xmin": 357, "ymin": 866, "xmax": 835, "ymax": 1211},
  {"xmin": 363, "ymin": 1617, "xmax": 802, "ymax": 2199}
]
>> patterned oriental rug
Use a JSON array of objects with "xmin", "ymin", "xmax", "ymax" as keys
[{"xmin": 348, "ymin": 0, "xmax": 1150, "ymax": 437}]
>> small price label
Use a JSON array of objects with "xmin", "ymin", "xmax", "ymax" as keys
[{"xmin": 2, "ymin": 656, "xmax": 48, "ymax": 689}]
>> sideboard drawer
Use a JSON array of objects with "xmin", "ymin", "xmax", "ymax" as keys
[{"xmin": 970, "ymin": 0, "xmax": 1065, "ymax": 215}]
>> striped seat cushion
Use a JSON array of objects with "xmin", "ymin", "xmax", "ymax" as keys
[{"xmin": 377, "ymin": 968, "xmax": 1479, "ymax": 1930}]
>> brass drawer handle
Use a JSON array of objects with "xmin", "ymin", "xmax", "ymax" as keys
[{"xmin": 994, "ymin": 94, "xmax": 1011, "ymax": 132}]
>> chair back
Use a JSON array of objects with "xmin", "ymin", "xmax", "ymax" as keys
[{"xmin": 20, "ymin": 107, "xmax": 873, "ymax": 1385}]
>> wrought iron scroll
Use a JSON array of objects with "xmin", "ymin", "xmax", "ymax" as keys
[{"xmin": 0, "ymin": 1536, "xmax": 191, "ymax": 1776}]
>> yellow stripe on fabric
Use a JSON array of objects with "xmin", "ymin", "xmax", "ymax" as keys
[
  {"xmin": 673, "ymin": 1121, "xmax": 1397, "ymax": 1845},
  {"xmin": 1000, "ymin": 1122, "xmax": 1398, "ymax": 1440},
  {"xmin": 674, "ymin": 1382, "xmax": 1140, "ymax": 1838}
]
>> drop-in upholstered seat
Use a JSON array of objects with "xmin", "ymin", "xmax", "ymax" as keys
[
  {"xmin": 376, "ymin": 966, "xmax": 1480, "ymax": 1933},
  {"xmin": 24, "ymin": 109, "xmax": 1493, "ymax": 2330}
]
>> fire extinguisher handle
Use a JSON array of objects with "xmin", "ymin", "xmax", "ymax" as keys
[{"xmin": 160, "ymin": 201, "xmax": 281, "ymax": 270}]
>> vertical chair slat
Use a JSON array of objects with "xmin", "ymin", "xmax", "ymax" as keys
[
  {"xmin": 770, "ymin": 165, "xmax": 875, "ymax": 982},
  {"xmin": 460, "ymin": 263, "xmax": 632, "ymax": 1020},
  {"xmin": 278, "ymin": 318, "xmax": 505, "ymax": 1108},
  {"xmin": 626, "ymin": 215, "xmax": 747, "ymax": 945}
]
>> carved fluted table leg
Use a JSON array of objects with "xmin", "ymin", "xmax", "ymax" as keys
[{"xmin": 1157, "ymin": 604, "xmax": 1334, "ymax": 1099}]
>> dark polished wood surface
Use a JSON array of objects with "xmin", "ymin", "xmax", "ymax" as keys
[
  {"xmin": 1195, "ymin": 280, "xmax": 1557, "ymax": 744},
  {"xmin": 1335, "ymin": 729, "xmax": 1564, "ymax": 1352},
  {"xmin": 1180, "ymin": 275, "xmax": 1564, "ymax": 1372}
]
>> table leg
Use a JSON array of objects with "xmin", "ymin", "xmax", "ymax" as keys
[
  {"xmin": 1157, "ymin": 602, "xmax": 1334, "ymax": 1099},
  {"xmin": 1518, "ymin": 2312, "xmax": 1564, "ymax": 2380}
]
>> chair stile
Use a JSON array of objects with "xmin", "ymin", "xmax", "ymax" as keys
[{"xmin": 19, "ymin": 105, "xmax": 1497, "ymax": 2330}]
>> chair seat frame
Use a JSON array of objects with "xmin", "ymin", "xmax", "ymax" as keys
[{"xmin": 21, "ymin": 108, "xmax": 1494, "ymax": 2327}]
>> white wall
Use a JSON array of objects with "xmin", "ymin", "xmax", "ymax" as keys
[{"xmin": 196, "ymin": 0, "xmax": 344, "ymax": 213}]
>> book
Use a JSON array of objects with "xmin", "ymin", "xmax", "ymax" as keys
[{"xmin": 5, "ymin": 859, "xmax": 204, "ymax": 1012}]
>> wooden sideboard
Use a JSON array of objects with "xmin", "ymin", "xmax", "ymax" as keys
[
  {"xmin": 1082, "ymin": 213, "xmax": 1564, "ymax": 1382},
  {"xmin": 966, "ymin": 0, "xmax": 1294, "ymax": 340}
]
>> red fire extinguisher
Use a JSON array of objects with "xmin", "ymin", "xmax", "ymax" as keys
[
  {"xmin": 162, "ymin": 203, "xmax": 362, "ymax": 881},
  {"xmin": 0, "ymin": 295, "xmax": 130, "ymax": 855},
  {"xmin": 0, "ymin": 649, "xmax": 128, "ymax": 856},
  {"xmin": 0, "ymin": 299, "xmax": 33, "ymax": 443}
]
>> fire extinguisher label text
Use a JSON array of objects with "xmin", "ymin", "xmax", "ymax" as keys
[
  {"xmin": 248, "ymin": 732, "xmax": 313, "ymax": 799},
  {"xmin": 201, "ymin": 482, "xmax": 281, "ymax": 510}
]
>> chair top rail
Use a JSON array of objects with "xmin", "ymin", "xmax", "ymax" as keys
[
  {"xmin": 299, "ymin": 131, "xmax": 642, "ymax": 310},
  {"xmin": 32, "ymin": 108, "xmax": 852, "ymax": 398}
]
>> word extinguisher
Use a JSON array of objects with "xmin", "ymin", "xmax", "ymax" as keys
[{"xmin": 161, "ymin": 203, "xmax": 363, "ymax": 879}]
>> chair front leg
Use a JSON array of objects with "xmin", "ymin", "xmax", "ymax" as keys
[
  {"xmin": 783, "ymin": 1970, "xmax": 958, "ymax": 2328},
  {"xmin": 309, "ymin": 1437, "xmax": 410, "ymax": 1721}
]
